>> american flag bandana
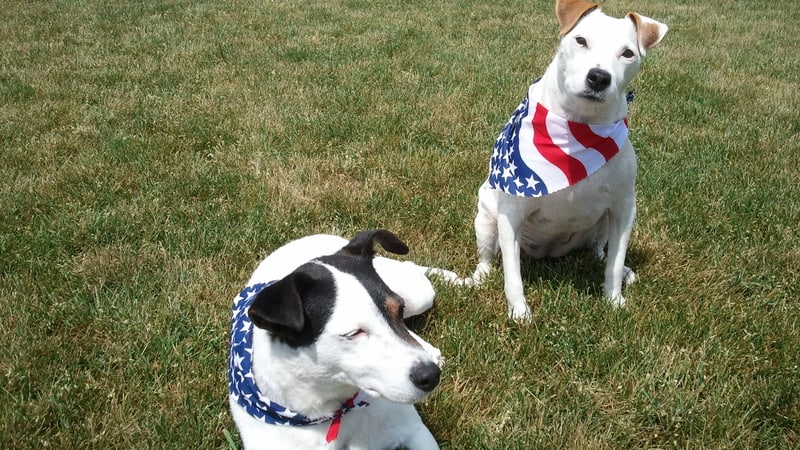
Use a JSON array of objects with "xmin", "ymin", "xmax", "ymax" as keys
[
  {"xmin": 228, "ymin": 282, "xmax": 370, "ymax": 442},
  {"xmin": 487, "ymin": 81, "xmax": 630, "ymax": 197}
]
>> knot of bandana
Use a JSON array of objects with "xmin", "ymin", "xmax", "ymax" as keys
[
  {"xmin": 228, "ymin": 282, "xmax": 370, "ymax": 441},
  {"xmin": 487, "ymin": 81, "xmax": 630, "ymax": 197}
]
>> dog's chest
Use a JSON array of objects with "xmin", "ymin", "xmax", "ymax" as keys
[{"xmin": 517, "ymin": 148, "xmax": 635, "ymax": 253}]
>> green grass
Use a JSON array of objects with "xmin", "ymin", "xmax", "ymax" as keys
[{"xmin": 1, "ymin": 0, "xmax": 798, "ymax": 448}]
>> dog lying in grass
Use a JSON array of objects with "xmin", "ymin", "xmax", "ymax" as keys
[{"xmin": 229, "ymin": 230, "xmax": 442, "ymax": 449}]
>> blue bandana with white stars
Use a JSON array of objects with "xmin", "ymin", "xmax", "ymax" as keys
[{"xmin": 227, "ymin": 282, "xmax": 369, "ymax": 427}]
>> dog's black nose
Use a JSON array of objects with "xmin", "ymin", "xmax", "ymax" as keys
[
  {"xmin": 586, "ymin": 68, "xmax": 612, "ymax": 91},
  {"xmin": 410, "ymin": 361, "xmax": 441, "ymax": 392}
]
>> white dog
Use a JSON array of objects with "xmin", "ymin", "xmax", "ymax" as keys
[
  {"xmin": 432, "ymin": 0, "xmax": 668, "ymax": 320},
  {"xmin": 228, "ymin": 230, "xmax": 443, "ymax": 449}
]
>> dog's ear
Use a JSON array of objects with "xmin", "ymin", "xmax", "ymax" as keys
[
  {"xmin": 626, "ymin": 12, "xmax": 669, "ymax": 53},
  {"xmin": 248, "ymin": 272, "xmax": 312, "ymax": 332},
  {"xmin": 556, "ymin": 0, "xmax": 600, "ymax": 36},
  {"xmin": 340, "ymin": 229, "xmax": 410, "ymax": 258}
]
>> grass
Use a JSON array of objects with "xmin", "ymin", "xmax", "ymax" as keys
[{"xmin": 1, "ymin": 0, "xmax": 798, "ymax": 448}]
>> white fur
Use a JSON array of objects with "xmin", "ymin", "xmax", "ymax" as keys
[
  {"xmin": 231, "ymin": 234, "xmax": 441, "ymax": 449},
  {"xmin": 431, "ymin": 3, "xmax": 667, "ymax": 321}
]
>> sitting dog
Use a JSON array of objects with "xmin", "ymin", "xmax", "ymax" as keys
[
  {"xmin": 228, "ymin": 230, "xmax": 442, "ymax": 449},
  {"xmin": 432, "ymin": 0, "xmax": 668, "ymax": 320}
]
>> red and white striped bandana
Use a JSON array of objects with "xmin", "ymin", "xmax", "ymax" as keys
[{"xmin": 487, "ymin": 81, "xmax": 629, "ymax": 197}]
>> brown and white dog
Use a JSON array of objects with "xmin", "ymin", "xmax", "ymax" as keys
[{"xmin": 432, "ymin": 0, "xmax": 668, "ymax": 320}]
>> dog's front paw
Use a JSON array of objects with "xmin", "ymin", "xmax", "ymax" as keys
[
  {"xmin": 622, "ymin": 266, "xmax": 638, "ymax": 286},
  {"xmin": 507, "ymin": 303, "xmax": 532, "ymax": 322},
  {"xmin": 609, "ymin": 293, "xmax": 626, "ymax": 308}
]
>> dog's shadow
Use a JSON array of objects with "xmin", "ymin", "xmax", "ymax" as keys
[
  {"xmin": 518, "ymin": 246, "xmax": 651, "ymax": 296},
  {"xmin": 405, "ymin": 307, "xmax": 434, "ymax": 331}
]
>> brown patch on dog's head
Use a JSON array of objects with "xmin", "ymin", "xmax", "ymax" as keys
[
  {"xmin": 381, "ymin": 294, "xmax": 422, "ymax": 348},
  {"xmin": 626, "ymin": 12, "xmax": 668, "ymax": 51},
  {"xmin": 556, "ymin": 0, "xmax": 600, "ymax": 35},
  {"xmin": 384, "ymin": 296, "xmax": 403, "ymax": 321}
]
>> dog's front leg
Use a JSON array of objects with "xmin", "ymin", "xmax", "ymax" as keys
[
  {"xmin": 496, "ymin": 199, "xmax": 533, "ymax": 321},
  {"xmin": 604, "ymin": 197, "xmax": 637, "ymax": 306}
]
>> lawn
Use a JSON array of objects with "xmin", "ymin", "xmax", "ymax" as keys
[{"xmin": 1, "ymin": 0, "xmax": 798, "ymax": 448}]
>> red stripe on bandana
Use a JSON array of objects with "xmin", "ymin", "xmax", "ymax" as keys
[
  {"xmin": 568, "ymin": 121, "xmax": 624, "ymax": 161},
  {"xmin": 532, "ymin": 103, "xmax": 587, "ymax": 185}
]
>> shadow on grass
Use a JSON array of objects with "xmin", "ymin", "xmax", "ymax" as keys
[
  {"xmin": 405, "ymin": 305, "xmax": 437, "ymax": 332},
  {"xmin": 517, "ymin": 245, "xmax": 653, "ymax": 297}
]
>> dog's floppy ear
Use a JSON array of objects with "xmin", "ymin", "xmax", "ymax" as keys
[
  {"xmin": 556, "ymin": 0, "xmax": 600, "ymax": 36},
  {"xmin": 248, "ymin": 271, "xmax": 312, "ymax": 332},
  {"xmin": 340, "ymin": 229, "xmax": 410, "ymax": 258},
  {"xmin": 626, "ymin": 12, "xmax": 669, "ymax": 53},
  {"xmin": 248, "ymin": 263, "xmax": 336, "ymax": 347}
]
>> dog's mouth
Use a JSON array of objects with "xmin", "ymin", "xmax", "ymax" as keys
[
  {"xmin": 361, "ymin": 386, "xmax": 382, "ymax": 398},
  {"xmin": 579, "ymin": 89, "xmax": 607, "ymax": 103},
  {"xmin": 362, "ymin": 385, "xmax": 432, "ymax": 403}
]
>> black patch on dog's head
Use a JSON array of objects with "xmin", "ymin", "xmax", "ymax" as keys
[
  {"xmin": 248, "ymin": 262, "xmax": 336, "ymax": 348},
  {"xmin": 249, "ymin": 229, "xmax": 419, "ymax": 348},
  {"xmin": 317, "ymin": 229, "xmax": 421, "ymax": 348}
]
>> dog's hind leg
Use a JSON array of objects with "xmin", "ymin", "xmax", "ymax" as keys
[
  {"xmin": 373, "ymin": 258, "xmax": 436, "ymax": 317},
  {"xmin": 592, "ymin": 213, "xmax": 610, "ymax": 261},
  {"xmin": 593, "ymin": 214, "xmax": 637, "ymax": 293}
]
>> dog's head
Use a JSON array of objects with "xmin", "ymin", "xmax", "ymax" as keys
[
  {"xmin": 553, "ymin": 0, "xmax": 668, "ymax": 109},
  {"xmin": 247, "ymin": 229, "xmax": 441, "ymax": 404}
]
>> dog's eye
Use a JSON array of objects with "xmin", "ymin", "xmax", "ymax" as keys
[
  {"xmin": 575, "ymin": 36, "xmax": 587, "ymax": 47},
  {"xmin": 343, "ymin": 329, "xmax": 367, "ymax": 340},
  {"xmin": 621, "ymin": 48, "xmax": 635, "ymax": 59}
]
